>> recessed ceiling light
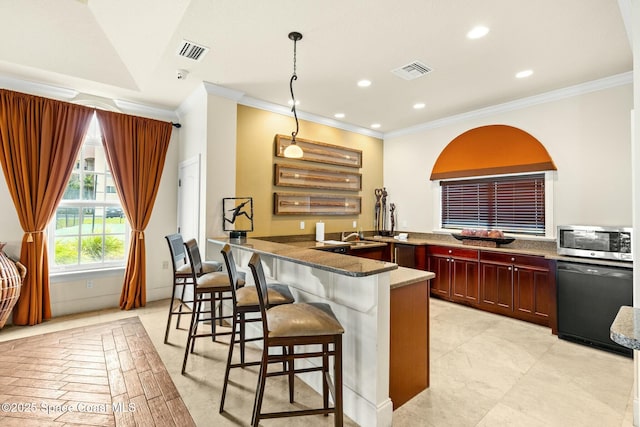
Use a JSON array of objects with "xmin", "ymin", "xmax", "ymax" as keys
[
  {"xmin": 334, "ymin": 113, "xmax": 345, "ymax": 119},
  {"xmin": 413, "ymin": 103, "xmax": 426, "ymax": 109},
  {"xmin": 467, "ymin": 26, "xmax": 489, "ymax": 39},
  {"xmin": 515, "ymin": 69, "xmax": 534, "ymax": 79},
  {"xmin": 287, "ymin": 99, "xmax": 300, "ymax": 106},
  {"xmin": 357, "ymin": 79, "xmax": 372, "ymax": 88},
  {"xmin": 371, "ymin": 123, "xmax": 381, "ymax": 129}
]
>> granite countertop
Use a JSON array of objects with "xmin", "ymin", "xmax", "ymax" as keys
[
  {"xmin": 208, "ymin": 237, "xmax": 397, "ymax": 278},
  {"xmin": 390, "ymin": 266, "xmax": 435, "ymax": 290},
  {"xmin": 284, "ymin": 240, "xmax": 387, "ymax": 251},
  {"xmin": 610, "ymin": 306, "xmax": 640, "ymax": 350},
  {"xmin": 365, "ymin": 234, "xmax": 633, "ymax": 269}
]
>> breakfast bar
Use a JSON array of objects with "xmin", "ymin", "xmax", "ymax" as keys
[{"xmin": 207, "ymin": 237, "xmax": 433, "ymax": 426}]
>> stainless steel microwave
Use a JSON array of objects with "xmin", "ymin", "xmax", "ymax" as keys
[{"xmin": 557, "ymin": 225, "xmax": 632, "ymax": 262}]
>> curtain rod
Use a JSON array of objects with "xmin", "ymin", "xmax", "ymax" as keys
[{"xmin": 171, "ymin": 122, "xmax": 182, "ymax": 128}]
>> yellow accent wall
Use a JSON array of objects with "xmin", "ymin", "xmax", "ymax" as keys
[{"xmin": 236, "ymin": 105, "xmax": 383, "ymax": 237}]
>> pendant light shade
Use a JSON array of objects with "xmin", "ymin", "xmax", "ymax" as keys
[
  {"xmin": 284, "ymin": 31, "xmax": 303, "ymax": 159},
  {"xmin": 283, "ymin": 142, "xmax": 303, "ymax": 158}
]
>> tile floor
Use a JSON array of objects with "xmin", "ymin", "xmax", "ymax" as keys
[{"xmin": 0, "ymin": 297, "xmax": 635, "ymax": 426}]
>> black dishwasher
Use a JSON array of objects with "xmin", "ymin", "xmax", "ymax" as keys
[{"xmin": 557, "ymin": 261, "xmax": 633, "ymax": 357}]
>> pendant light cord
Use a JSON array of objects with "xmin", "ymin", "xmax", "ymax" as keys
[{"xmin": 289, "ymin": 32, "xmax": 301, "ymax": 143}]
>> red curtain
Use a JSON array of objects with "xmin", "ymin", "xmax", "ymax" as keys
[
  {"xmin": 96, "ymin": 110, "xmax": 172, "ymax": 310},
  {"xmin": 0, "ymin": 89, "xmax": 94, "ymax": 325}
]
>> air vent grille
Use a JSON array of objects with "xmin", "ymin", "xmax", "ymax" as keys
[
  {"xmin": 176, "ymin": 40, "xmax": 209, "ymax": 61},
  {"xmin": 391, "ymin": 61, "xmax": 433, "ymax": 80}
]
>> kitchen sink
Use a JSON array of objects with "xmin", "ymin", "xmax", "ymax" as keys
[{"xmin": 322, "ymin": 240, "xmax": 346, "ymax": 245}]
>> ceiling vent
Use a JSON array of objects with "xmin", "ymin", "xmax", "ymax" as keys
[
  {"xmin": 176, "ymin": 39, "xmax": 209, "ymax": 61},
  {"xmin": 391, "ymin": 61, "xmax": 433, "ymax": 80}
]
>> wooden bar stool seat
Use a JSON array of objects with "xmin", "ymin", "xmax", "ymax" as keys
[
  {"xmin": 219, "ymin": 244, "xmax": 295, "ymax": 413},
  {"xmin": 248, "ymin": 252, "xmax": 345, "ymax": 427},
  {"xmin": 164, "ymin": 234, "xmax": 222, "ymax": 344},
  {"xmin": 181, "ymin": 238, "xmax": 233, "ymax": 375}
]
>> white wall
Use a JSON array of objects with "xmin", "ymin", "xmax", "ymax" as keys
[
  {"xmin": 384, "ymin": 83, "xmax": 634, "ymax": 234},
  {"xmin": 176, "ymin": 83, "xmax": 238, "ymax": 263}
]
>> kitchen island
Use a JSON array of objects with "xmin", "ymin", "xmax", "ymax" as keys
[{"xmin": 207, "ymin": 237, "xmax": 433, "ymax": 426}]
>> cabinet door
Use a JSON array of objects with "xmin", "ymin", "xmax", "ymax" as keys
[
  {"xmin": 451, "ymin": 258, "xmax": 479, "ymax": 303},
  {"xmin": 395, "ymin": 244, "xmax": 416, "ymax": 268},
  {"xmin": 352, "ymin": 247, "xmax": 385, "ymax": 261},
  {"xmin": 480, "ymin": 262, "xmax": 513, "ymax": 312},
  {"xmin": 428, "ymin": 255, "xmax": 451, "ymax": 298},
  {"xmin": 513, "ymin": 265, "xmax": 551, "ymax": 321}
]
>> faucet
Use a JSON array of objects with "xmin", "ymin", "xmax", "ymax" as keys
[{"xmin": 341, "ymin": 232, "xmax": 360, "ymax": 242}]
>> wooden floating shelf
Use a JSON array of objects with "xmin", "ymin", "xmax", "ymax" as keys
[{"xmin": 274, "ymin": 192, "xmax": 361, "ymax": 215}]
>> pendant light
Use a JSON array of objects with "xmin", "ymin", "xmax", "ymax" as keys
[{"xmin": 283, "ymin": 31, "xmax": 304, "ymax": 159}]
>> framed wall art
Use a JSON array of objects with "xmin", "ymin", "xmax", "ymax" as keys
[
  {"xmin": 222, "ymin": 197, "xmax": 254, "ymax": 237},
  {"xmin": 275, "ymin": 134, "xmax": 362, "ymax": 168},
  {"xmin": 274, "ymin": 192, "xmax": 361, "ymax": 215},
  {"xmin": 274, "ymin": 163, "xmax": 362, "ymax": 192}
]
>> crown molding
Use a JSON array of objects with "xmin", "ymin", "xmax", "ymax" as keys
[
  {"xmin": 113, "ymin": 99, "xmax": 178, "ymax": 122},
  {"xmin": 203, "ymin": 81, "xmax": 245, "ymax": 101},
  {"xmin": 385, "ymin": 71, "xmax": 633, "ymax": 139},
  {"xmin": 238, "ymin": 96, "xmax": 384, "ymax": 139},
  {"xmin": 0, "ymin": 75, "xmax": 79, "ymax": 100}
]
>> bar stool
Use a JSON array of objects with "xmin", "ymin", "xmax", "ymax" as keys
[
  {"xmin": 248, "ymin": 253, "xmax": 345, "ymax": 427},
  {"xmin": 164, "ymin": 234, "xmax": 222, "ymax": 344},
  {"xmin": 181, "ymin": 238, "xmax": 233, "ymax": 375},
  {"xmin": 219, "ymin": 244, "xmax": 295, "ymax": 413}
]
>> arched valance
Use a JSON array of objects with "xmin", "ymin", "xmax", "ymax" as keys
[{"xmin": 430, "ymin": 124, "xmax": 556, "ymax": 180}]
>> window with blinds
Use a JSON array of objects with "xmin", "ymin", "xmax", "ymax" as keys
[{"xmin": 441, "ymin": 173, "xmax": 545, "ymax": 235}]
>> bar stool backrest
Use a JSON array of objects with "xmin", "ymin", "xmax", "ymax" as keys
[
  {"xmin": 248, "ymin": 253, "xmax": 272, "ymax": 330},
  {"xmin": 166, "ymin": 234, "xmax": 188, "ymax": 275},
  {"xmin": 220, "ymin": 244, "xmax": 241, "ymax": 302},
  {"xmin": 184, "ymin": 238, "xmax": 204, "ymax": 277}
]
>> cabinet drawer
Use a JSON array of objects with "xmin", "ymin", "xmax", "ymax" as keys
[
  {"xmin": 480, "ymin": 251, "xmax": 549, "ymax": 269},
  {"xmin": 428, "ymin": 245, "xmax": 479, "ymax": 260}
]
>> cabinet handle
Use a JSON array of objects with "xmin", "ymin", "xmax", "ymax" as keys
[
  {"xmin": 511, "ymin": 257, "xmax": 515, "ymax": 262},
  {"xmin": 448, "ymin": 250, "xmax": 452, "ymax": 254},
  {"xmin": 508, "ymin": 266, "xmax": 512, "ymax": 271},
  {"xmin": 514, "ymin": 267, "xmax": 518, "ymax": 272}
]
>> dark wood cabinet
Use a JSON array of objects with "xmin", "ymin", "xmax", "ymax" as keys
[
  {"xmin": 394, "ymin": 243, "xmax": 416, "ymax": 268},
  {"xmin": 480, "ymin": 259, "xmax": 514, "ymax": 313},
  {"xmin": 384, "ymin": 243, "xmax": 427, "ymax": 270},
  {"xmin": 427, "ymin": 245, "xmax": 556, "ymax": 331},
  {"xmin": 350, "ymin": 245, "xmax": 386, "ymax": 261},
  {"xmin": 479, "ymin": 251, "xmax": 555, "ymax": 328},
  {"xmin": 390, "ymin": 278, "xmax": 429, "ymax": 409},
  {"xmin": 427, "ymin": 246, "xmax": 479, "ymax": 302}
]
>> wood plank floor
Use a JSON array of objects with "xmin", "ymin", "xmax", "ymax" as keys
[{"xmin": 0, "ymin": 316, "xmax": 195, "ymax": 426}]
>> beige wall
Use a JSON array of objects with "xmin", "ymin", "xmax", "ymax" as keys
[
  {"xmin": 384, "ymin": 83, "xmax": 634, "ymax": 234},
  {"xmin": 236, "ymin": 105, "xmax": 383, "ymax": 237}
]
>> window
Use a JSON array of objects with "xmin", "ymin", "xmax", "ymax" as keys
[
  {"xmin": 440, "ymin": 173, "xmax": 546, "ymax": 235},
  {"xmin": 49, "ymin": 113, "xmax": 128, "ymax": 271}
]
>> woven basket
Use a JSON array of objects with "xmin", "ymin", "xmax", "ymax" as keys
[{"xmin": 0, "ymin": 243, "xmax": 26, "ymax": 328}]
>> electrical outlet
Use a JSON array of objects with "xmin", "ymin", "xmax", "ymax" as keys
[
  {"xmin": 300, "ymin": 221, "xmax": 305, "ymax": 230},
  {"xmin": 86, "ymin": 280, "xmax": 94, "ymax": 289},
  {"xmin": 162, "ymin": 261, "xmax": 169, "ymax": 269}
]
